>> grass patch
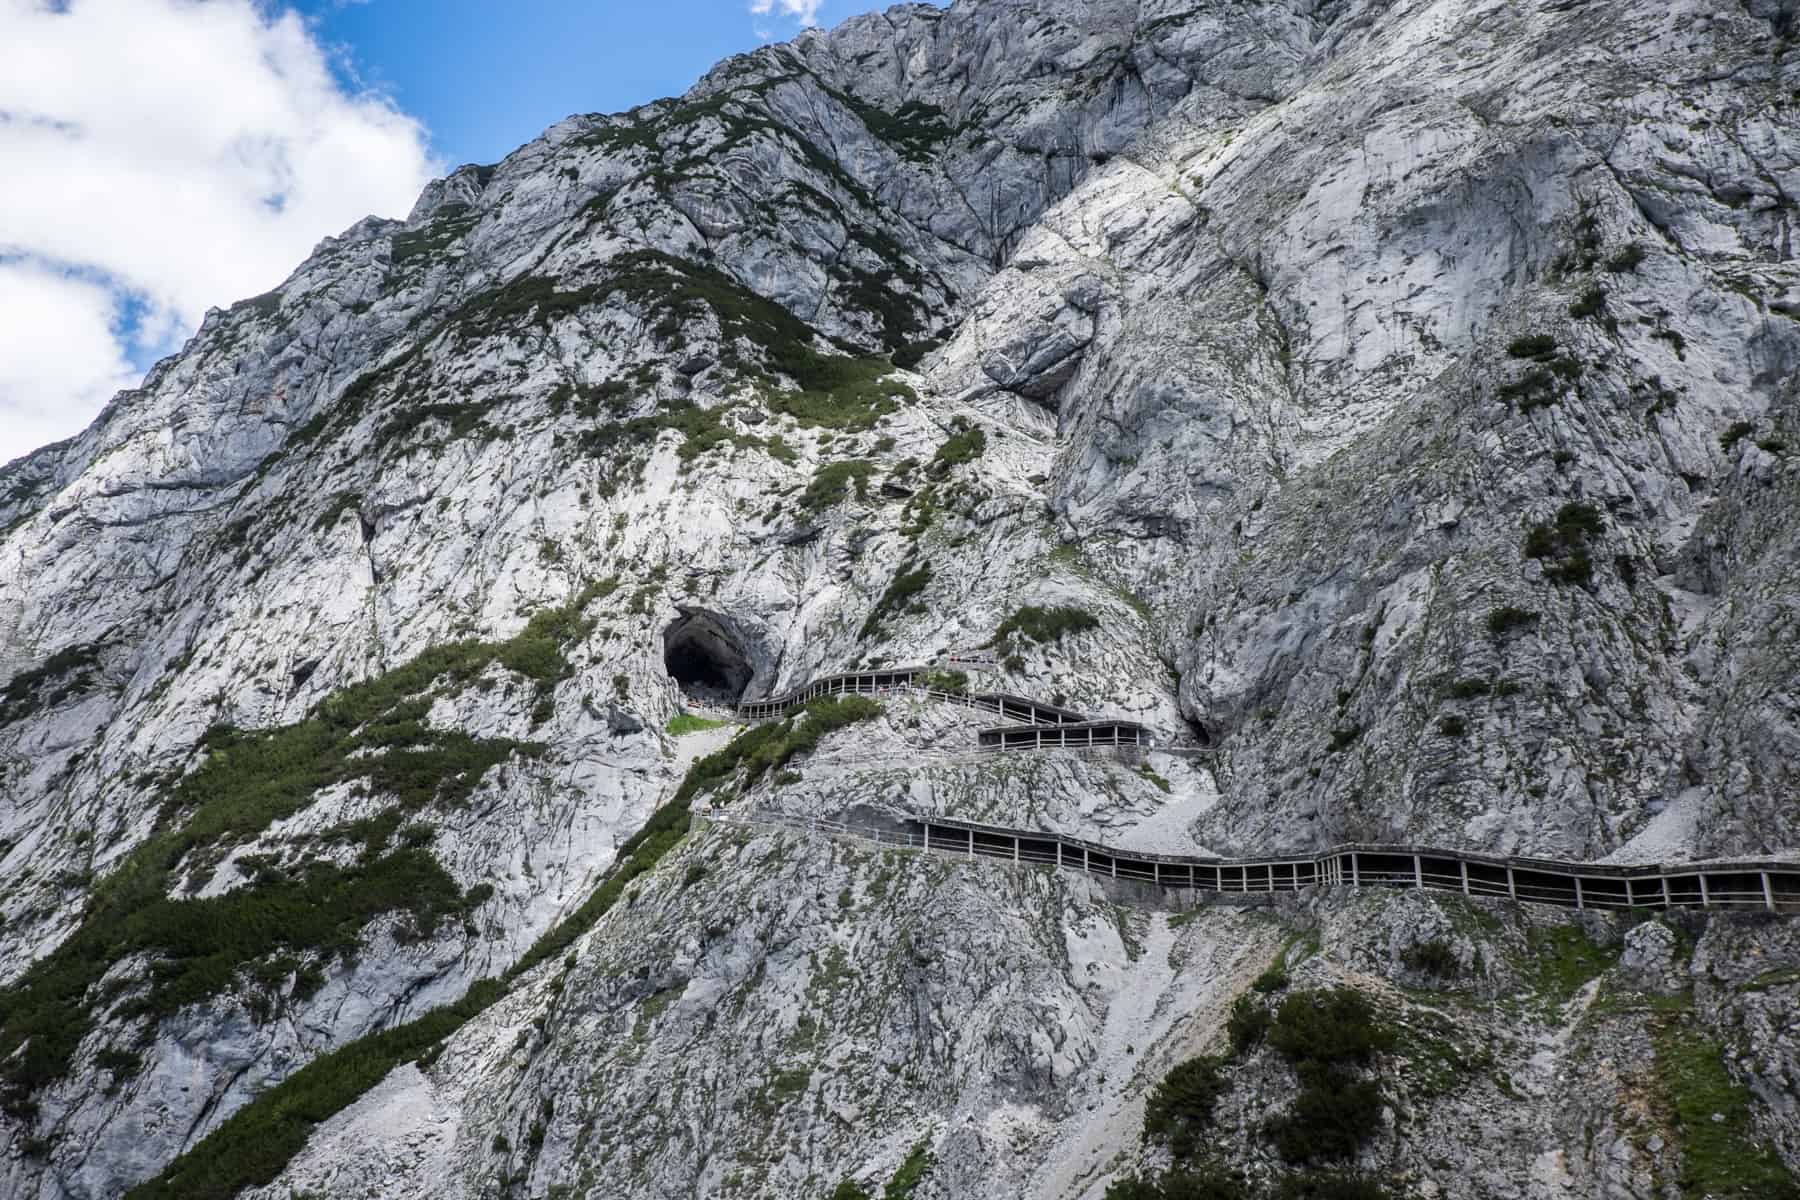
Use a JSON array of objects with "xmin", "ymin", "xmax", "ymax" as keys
[
  {"xmin": 1652, "ymin": 1018, "xmax": 1800, "ymax": 1199},
  {"xmin": 665, "ymin": 713, "xmax": 729, "ymax": 736},
  {"xmin": 1524, "ymin": 925, "xmax": 1617, "ymax": 1006}
]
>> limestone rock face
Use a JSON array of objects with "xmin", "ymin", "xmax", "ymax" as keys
[{"xmin": 1, "ymin": 0, "xmax": 1798, "ymax": 1196}]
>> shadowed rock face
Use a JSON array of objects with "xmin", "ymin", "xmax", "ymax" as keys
[
  {"xmin": 663, "ymin": 611, "xmax": 754, "ymax": 703},
  {"xmin": 2, "ymin": 0, "xmax": 1800, "ymax": 1196}
]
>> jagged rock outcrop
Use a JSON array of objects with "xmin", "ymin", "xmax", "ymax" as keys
[{"xmin": 1, "ymin": 0, "xmax": 1797, "ymax": 1196}]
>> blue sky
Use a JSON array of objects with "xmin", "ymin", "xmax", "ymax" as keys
[
  {"xmin": 297, "ymin": 0, "xmax": 903, "ymax": 171},
  {"xmin": 0, "ymin": 0, "xmax": 917, "ymax": 465}
]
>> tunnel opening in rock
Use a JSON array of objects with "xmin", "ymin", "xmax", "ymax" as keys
[{"xmin": 663, "ymin": 612, "xmax": 754, "ymax": 706}]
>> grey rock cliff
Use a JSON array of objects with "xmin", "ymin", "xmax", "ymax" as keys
[{"xmin": 0, "ymin": 0, "xmax": 1797, "ymax": 1196}]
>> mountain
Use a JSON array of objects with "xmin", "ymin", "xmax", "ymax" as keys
[{"xmin": 2, "ymin": 0, "xmax": 1799, "ymax": 1196}]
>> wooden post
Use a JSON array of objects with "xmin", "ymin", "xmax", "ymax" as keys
[
  {"xmin": 1350, "ymin": 854, "xmax": 1360, "ymax": 888},
  {"xmin": 1083, "ymin": 847, "xmax": 1089, "ymax": 874},
  {"xmin": 1459, "ymin": 860, "xmax": 1470, "ymax": 896},
  {"xmin": 1506, "ymin": 866, "xmax": 1517, "ymax": 902},
  {"xmin": 1661, "ymin": 875, "xmax": 1672, "ymax": 908},
  {"xmin": 1413, "ymin": 854, "xmax": 1424, "ymax": 890},
  {"xmin": 922, "ymin": 825, "xmax": 930, "ymax": 853},
  {"xmin": 1573, "ymin": 877, "xmax": 1584, "ymax": 911},
  {"xmin": 1111, "ymin": 855, "xmax": 1118, "ymax": 880},
  {"xmin": 1698, "ymin": 874, "xmax": 1710, "ymax": 908},
  {"xmin": 1153, "ymin": 861, "xmax": 1160, "ymax": 886},
  {"xmin": 967, "ymin": 830, "xmax": 974, "ymax": 859},
  {"xmin": 1012, "ymin": 836, "xmax": 1019, "ymax": 864},
  {"xmin": 1763, "ymin": 872, "xmax": 1776, "ymax": 913},
  {"xmin": 1056, "ymin": 841, "xmax": 1062, "ymax": 869}
]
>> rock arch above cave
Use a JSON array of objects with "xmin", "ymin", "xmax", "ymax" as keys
[{"xmin": 663, "ymin": 610, "xmax": 755, "ymax": 704}]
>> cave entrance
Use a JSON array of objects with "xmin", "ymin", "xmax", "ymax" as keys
[{"xmin": 663, "ymin": 611, "xmax": 754, "ymax": 706}]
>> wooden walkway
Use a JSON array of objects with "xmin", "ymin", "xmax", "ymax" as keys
[
  {"xmin": 694, "ymin": 810, "xmax": 1800, "ymax": 915},
  {"xmin": 709, "ymin": 665, "xmax": 1156, "ymax": 752}
]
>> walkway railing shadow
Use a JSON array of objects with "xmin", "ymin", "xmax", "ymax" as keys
[{"xmin": 693, "ymin": 808, "xmax": 1800, "ymax": 915}]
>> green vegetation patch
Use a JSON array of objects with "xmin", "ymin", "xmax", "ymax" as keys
[
  {"xmin": 883, "ymin": 1139, "xmax": 935, "ymax": 1199},
  {"xmin": 680, "ymin": 696, "xmax": 884, "ymax": 803},
  {"xmin": 666, "ymin": 713, "xmax": 730, "ymax": 736},
  {"xmin": 1523, "ymin": 501, "xmax": 1603, "ymax": 587},
  {"xmin": 125, "ymin": 978, "xmax": 506, "ymax": 1200},
  {"xmin": 859, "ymin": 560, "xmax": 933, "ymax": 641},
  {"xmin": 799, "ymin": 460, "xmax": 876, "ymax": 512},
  {"xmin": 1265, "ymin": 988, "xmax": 1394, "ymax": 1163},
  {"xmin": 990, "ymin": 604, "xmax": 1100, "ymax": 655},
  {"xmin": 0, "ymin": 582, "xmax": 616, "ymax": 1112},
  {"xmin": 134, "ymin": 671, "xmax": 715, "ymax": 1198},
  {"xmin": 0, "ymin": 642, "xmax": 104, "ymax": 726},
  {"xmin": 1523, "ymin": 925, "xmax": 1617, "ymax": 1007},
  {"xmin": 927, "ymin": 420, "xmax": 986, "ymax": 476},
  {"xmin": 1652, "ymin": 1018, "xmax": 1800, "ymax": 1200},
  {"xmin": 1142, "ymin": 1055, "xmax": 1228, "ymax": 1158}
]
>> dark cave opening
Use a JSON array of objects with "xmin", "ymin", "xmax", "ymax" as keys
[{"xmin": 662, "ymin": 612, "xmax": 753, "ymax": 704}]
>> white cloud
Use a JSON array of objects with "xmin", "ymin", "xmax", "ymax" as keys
[
  {"xmin": 749, "ymin": 0, "xmax": 824, "ymax": 31},
  {"xmin": 0, "ymin": 261, "xmax": 138, "ymax": 462},
  {"xmin": 0, "ymin": 0, "xmax": 439, "ymax": 466}
]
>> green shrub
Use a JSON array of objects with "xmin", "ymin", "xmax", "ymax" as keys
[
  {"xmin": 800, "ymin": 460, "xmax": 876, "ymax": 512},
  {"xmin": 1506, "ymin": 334, "xmax": 1557, "ymax": 360},
  {"xmin": 1523, "ymin": 502, "xmax": 1603, "ymax": 587},
  {"xmin": 1106, "ymin": 1169, "xmax": 1250, "ymax": 1200},
  {"xmin": 831, "ymin": 1181, "xmax": 873, "ymax": 1200},
  {"xmin": 1401, "ymin": 939, "xmax": 1459, "ymax": 976},
  {"xmin": 1268, "ymin": 988, "xmax": 1392, "ymax": 1068},
  {"xmin": 1720, "ymin": 421, "xmax": 1756, "ymax": 451},
  {"xmin": 1444, "ymin": 677, "xmax": 1490, "ymax": 700},
  {"xmin": 1142, "ymin": 1056, "xmax": 1227, "ymax": 1158},
  {"xmin": 1270, "ymin": 1073, "xmax": 1385, "ymax": 1163},
  {"xmin": 860, "ymin": 562, "xmax": 933, "ymax": 640},
  {"xmin": 1253, "ymin": 964, "xmax": 1291, "ymax": 993},
  {"xmin": 1604, "ymin": 244, "xmax": 1646, "ymax": 273},
  {"xmin": 1325, "ymin": 726, "xmax": 1361, "ymax": 753},
  {"xmin": 917, "ymin": 669, "xmax": 968, "ymax": 694},
  {"xmin": 990, "ymin": 604, "xmax": 1100, "ymax": 652},
  {"xmin": 927, "ymin": 422, "xmax": 986, "ymax": 475},
  {"xmin": 1264, "ymin": 988, "xmax": 1393, "ymax": 1163},
  {"xmin": 1227, "ymin": 995, "xmax": 1271, "ymax": 1055},
  {"xmin": 0, "ymin": 642, "xmax": 104, "ymax": 725},
  {"xmin": 1568, "ymin": 285, "xmax": 1607, "ymax": 319},
  {"xmin": 883, "ymin": 1139, "xmax": 934, "ymax": 1199},
  {"xmin": 1436, "ymin": 715, "xmax": 1467, "ymax": 738},
  {"xmin": 1273, "ymin": 1171, "xmax": 1395, "ymax": 1200}
]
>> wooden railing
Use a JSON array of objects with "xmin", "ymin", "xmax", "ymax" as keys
[
  {"xmin": 711, "ymin": 666, "xmax": 1154, "ymax": 751},
  {"xmin": 692, "ymin": 809, "xmax": 1800, "ymax": 915}
]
